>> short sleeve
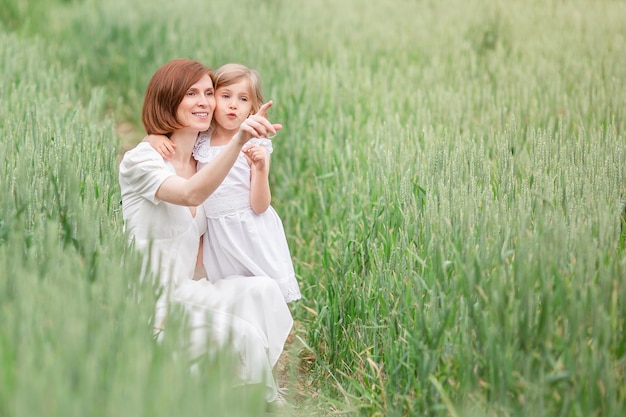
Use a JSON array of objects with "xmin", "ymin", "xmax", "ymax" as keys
[
  {"xmin": 119, "ymin": 143, "xmax": 175, "ymax": 204},
  {"xmin": 247, "ymin": 138, "xmax": 273, "ymax": 154}
]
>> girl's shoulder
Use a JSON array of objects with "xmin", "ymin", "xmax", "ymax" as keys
[{"xmin": 192, "ymin": 132, "xmax": 218, "ymax": 162}]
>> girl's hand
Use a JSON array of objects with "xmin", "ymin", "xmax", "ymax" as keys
[
  {"xmin": 243, "ymin": 144, "xmax": 270, "ymax": 171},
  {"xmin": 144, "ymin": 134, "xmax": 176, "ymax": 159}
]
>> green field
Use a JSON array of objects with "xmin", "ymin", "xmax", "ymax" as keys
[{"xmin": 1, "ymin": 0, "xmax": 625, "ymax": 415}]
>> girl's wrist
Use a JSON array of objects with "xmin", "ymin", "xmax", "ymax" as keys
[{"xmin": 251, "ymin": 164, "xmax": 269, "ymax": 174}]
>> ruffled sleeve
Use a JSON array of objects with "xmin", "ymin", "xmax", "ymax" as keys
[
  {"xmin": 119, "ymin": 142, "xmax": 175, "ymax": 204},
  {"xmin": 192, "ymin": 132, "xmax": 213, "ymax": 163},
  {"xmin": 247, "ymin": 137, "xmax": 273, "ymax": 154}
]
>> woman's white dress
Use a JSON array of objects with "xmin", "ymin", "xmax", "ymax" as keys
[
  {"xmin": 118, "ymin": 143, "xmax": 293, "ymax": 401},
  {"xmin": 192, "ymin": 134, "xmax": 302, "ymax": 303}
]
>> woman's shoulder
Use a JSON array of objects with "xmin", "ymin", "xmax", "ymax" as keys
[
  {"xmin": 119, "ymin": 142, "xmax": 175, "ymax": 201},
  {"xmin": 119, "ymin": 142, "xmax": 171, "ymax": 181},
  {"xmin": 122, "ymin": 142, "xmax": 163, "ymax": 163}
]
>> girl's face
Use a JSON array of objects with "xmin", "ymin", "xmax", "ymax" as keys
[
  {"xmin": 214, "ymin": 78, "xmax": 254, "ymax": 132},
  {"xmin": 176, "ymin": 74, "xmax": 215, "ymax": 132}
]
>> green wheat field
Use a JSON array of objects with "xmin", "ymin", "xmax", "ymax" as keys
[{"xmin": 1, "ymin": 0, "xmax": 625, "ymax": 416}]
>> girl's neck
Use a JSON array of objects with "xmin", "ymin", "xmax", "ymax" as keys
[{"xmin": 210, "ymin": 124, "xmax": 238, "ymax": 146}]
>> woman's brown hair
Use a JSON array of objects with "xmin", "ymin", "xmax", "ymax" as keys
[{"xmin": 142, "ymin": 59, "xmax": 213, "ymax": 135}]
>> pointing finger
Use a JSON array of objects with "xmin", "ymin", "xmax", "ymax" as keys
[{"xmin": 255, "ymin": 100, "xmax": 273, "ymax": 118}]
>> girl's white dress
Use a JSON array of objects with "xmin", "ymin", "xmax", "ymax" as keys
[
  {"xmin": 192, "ymin": 133, "xmax": 302, "ymax": 303},
  {"xmin": 119, "ymin": 143, "xmax": 293, "ymax": 401}
]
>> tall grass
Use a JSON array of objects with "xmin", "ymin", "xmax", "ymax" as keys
[
  {"xmin": 2, "ymin": 0, "xmax": 626, "ymax": 416},
  {"xmin": 0, "ymin": 32, "xmax": 267, "ymax": 417}
]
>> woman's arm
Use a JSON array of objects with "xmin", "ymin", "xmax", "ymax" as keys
[
  {"xmin": 156, "ymin": 103, "xmax": 280, "ymax": 206},
  {"xmin": 156, "ymin": 135, "xmax": 248, "ymax": 206}
]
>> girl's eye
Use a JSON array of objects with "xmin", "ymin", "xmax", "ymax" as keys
[{"xmin": 241, "ymin": 97, "xmax": 248, "ymax": 102}]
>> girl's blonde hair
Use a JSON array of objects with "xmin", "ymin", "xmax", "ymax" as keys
[{"xmin": 213, "ymin": 63, "xmax": 264, "ymax": 114}]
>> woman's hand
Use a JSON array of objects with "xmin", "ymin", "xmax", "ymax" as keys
[{"xmin": 234, "ymin": 101, "xmax": 282, "ymax": 146}]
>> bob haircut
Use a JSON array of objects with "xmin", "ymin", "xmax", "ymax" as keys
[
  {"xmin": 142, "ymin": 59, "xmax": 213, "ymax": 135},
  {"xmin": 213, "ymin": 63, "xmax": 264, "ymax": 114}
]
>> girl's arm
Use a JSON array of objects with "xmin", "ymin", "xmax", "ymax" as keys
[
  {"xmin": 245, "ymin": 144, "xmax": 271, "ymax": 214},
  {"xmin": 144, "ymin": 134, "xmax": 176, "ymax": 159}
]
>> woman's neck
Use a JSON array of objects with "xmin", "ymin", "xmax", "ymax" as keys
[{"xmin": 168, "ymin": 129, "xmax": 199, "ymax": 178}]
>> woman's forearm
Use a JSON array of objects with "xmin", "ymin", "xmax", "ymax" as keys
[
  {"xmin": 184, "ymin": 137, "xmax": 247, "ymax": 205},
  {"xmin": 156, "ymin": 133, "xmax": 248, "ymax": 206}
]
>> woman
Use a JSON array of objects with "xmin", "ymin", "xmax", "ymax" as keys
[{"xmin": 118, "ymin": 58, "xmax": 292, "ymax": 402}]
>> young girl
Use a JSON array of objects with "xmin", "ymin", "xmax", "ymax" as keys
[{"xmin": 148, "ymin": 63, "xmax": 301, "ymax": 303}]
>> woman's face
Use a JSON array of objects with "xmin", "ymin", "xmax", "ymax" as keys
[
  {"xmin": 214, "ymin": 78, "xmax": 254, "ymax": 132},
  {"xmin": 176, "ymin": 74, "xmax": 216, "ymax": 132}
]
